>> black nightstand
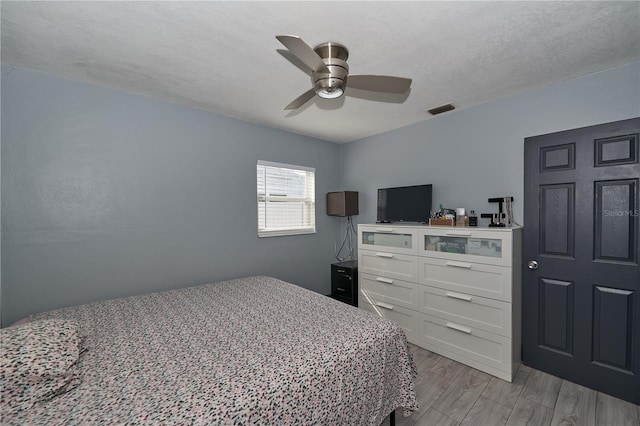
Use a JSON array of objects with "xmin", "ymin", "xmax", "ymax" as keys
[{"xmin": 330, "ymin": 260, "xmax": 358, "ymax": 306}]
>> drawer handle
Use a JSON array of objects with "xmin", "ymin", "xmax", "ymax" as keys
[
  {"xmin": 337, "ymin": 288, "xmax": 347, "ymax": 292},
  {"xmin": 376, "ymin": 277, "xmax": 394, "ymax": 284},
  {"xmin": 446, "ymin": 231, "xmax": 472, "ymax": 236},
  {"xmin": 375, "ymin": 252, "xmax": 394, "ymax": 258},
  {"xmin": 375, "ymin": 228, "xmax": 394, "ymax": 232},
  {"xmin": 445, "ymin": 261, "xmax": 472, "ymax": 269},
  {"xmin": 445, "ymin": 292, "xmax": 472, "ymax": 302},
  {"xmin": 375, "ymin": 302, "xmax": 394, "ymax": 310},
  {"xmin": 336, "ymin": 269, "xmax": 345, "ymax": 273},
  {"xmin": 446, "ymin": 322, "xmax": 472, "ymax": 334}
]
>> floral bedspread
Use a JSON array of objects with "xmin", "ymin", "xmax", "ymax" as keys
[{"xmin": 15, "ymin": 276, "xmax": 418, "ymax": 425}]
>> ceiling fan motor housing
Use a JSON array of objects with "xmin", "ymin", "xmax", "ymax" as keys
[{"xmin": 312, "ymin": 42, "xmax": 349, "ymax": 98}]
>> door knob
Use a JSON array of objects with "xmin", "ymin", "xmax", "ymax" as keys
[{"xmin": 528, "ymin": 260, "xmax": 539, "ymax": 270}]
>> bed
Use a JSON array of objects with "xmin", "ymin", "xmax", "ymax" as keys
[{"xmin": 1, "ymin": 276, "xmax": 418, "ymax": 425}]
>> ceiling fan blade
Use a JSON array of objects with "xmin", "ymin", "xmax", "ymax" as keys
[
  {"xmin": 347, "ymin": 75, "xmax": 412, "ymax": 93},
  {"xmin": 284, "ymin": 88, "xmax": 316, "ymax": 110},
  {"xmin": 276, "ymin": 35, "xmax": 330, "ymax": 74},
  {"xmin": 277, "ymin": 49, "xmax": 313, "ymax": 75}
]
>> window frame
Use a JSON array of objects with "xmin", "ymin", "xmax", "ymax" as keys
[{"xmin": 257, "ymin": 160, "xmax": 316, "ymax": 238}]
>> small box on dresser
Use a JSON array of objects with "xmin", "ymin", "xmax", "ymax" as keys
[{"xmin": 358, "ymin": 223, "xmax": 522, "ymax": 382}]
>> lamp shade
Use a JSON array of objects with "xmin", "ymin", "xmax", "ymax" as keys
[{"xmin": 327, "ymin": 191, "xmax": 359, "ymax": 216}]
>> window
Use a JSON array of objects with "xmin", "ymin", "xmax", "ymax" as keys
[{"xmin": 257, "ymin": 160, "xmax": 316, "ymax": 237}]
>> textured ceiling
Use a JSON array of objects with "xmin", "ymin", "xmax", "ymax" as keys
[{"xmin": 2, "ymin": 1, "xmax": 639, "ymax": 143}]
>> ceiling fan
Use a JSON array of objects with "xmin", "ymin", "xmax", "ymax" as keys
[{"xmin": 276, "ymin": 35, "xmax": 412, "ymax": 110}]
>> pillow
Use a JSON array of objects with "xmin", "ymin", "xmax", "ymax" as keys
[{"xmin": 0, "ymin": 319, "xmax": 82, "ymax": 416}]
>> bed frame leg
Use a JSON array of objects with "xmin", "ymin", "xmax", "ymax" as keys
[{"xmin": 389, "ymin": 410, "xmax": 395, "ymax": 426}]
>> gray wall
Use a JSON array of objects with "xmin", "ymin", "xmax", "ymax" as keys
[
  {"xmin": 1, "ymin": 66, "xmax": 342, "ymax": 326},
  {"xmin": 341, "ymin": 62, "xmax": 640, "ymax": 227},
  {"xmin": 3, "ymin": 62, "xmax": 639, "ymax": 326}
]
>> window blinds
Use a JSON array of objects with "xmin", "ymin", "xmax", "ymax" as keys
[{"xmin": 257, "ymin": 160, "xmax": 316, "ymax": 237}]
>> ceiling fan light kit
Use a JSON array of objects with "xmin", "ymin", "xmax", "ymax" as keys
[
  {"xmin": 276, "ymin": 35, "xmax": 412, "ymax": 110},
  {"xmin": 315, "ymin": 80, "xmax": 344, "ymax": 99}
]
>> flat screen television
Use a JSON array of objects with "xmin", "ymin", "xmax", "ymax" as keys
[{"xmin": 377, "ymin": 184, "xmax": 432, "ymax": 223}]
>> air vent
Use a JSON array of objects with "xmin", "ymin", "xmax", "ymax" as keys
[{"xmin": 427, "ymin": 103, "xmax": 455, "ymax": 116}]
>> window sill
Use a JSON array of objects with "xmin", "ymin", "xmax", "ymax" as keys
[{"xmin": 258, "ymin": 228, "xmax": 316, "ymax": 238}]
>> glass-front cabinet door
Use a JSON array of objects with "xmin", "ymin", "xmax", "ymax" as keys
[
  {"xmin": 358, "ymin": 225, "xmax": 418, "ymax": 255},
  {"xmin": 419, "ymin": 228, "xmax": 515, "ymax": 266}
]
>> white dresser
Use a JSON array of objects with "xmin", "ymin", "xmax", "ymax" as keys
[{"xmin": 358, "ymin": 224, "xmax": 522, "ymax": 382}]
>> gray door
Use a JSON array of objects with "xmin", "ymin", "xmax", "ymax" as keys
[{"xmin": 523, "ymin": 117, "xmax": 640, "ymax": 404}]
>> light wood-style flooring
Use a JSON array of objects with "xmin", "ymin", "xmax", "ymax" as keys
[{"xmin": 388, "ymin": 344, "xmax": 640, "ymax": 426}]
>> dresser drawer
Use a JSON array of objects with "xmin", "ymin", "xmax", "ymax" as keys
[
  {"xmin": 360, "ymin": 273, "xmax": 418, "ymax": 311},
  {"xmin": 418, "ymin": 257, "xmax": 511, "ymax": 302},
  {"xmin": 418, "ymin": 313, "xmax": 511, "ymax": 374},
  {"xmin": 418, "ymin": 228, "xmax": 512, "ymax": 267},
  {"xmin": 331, "ymin": 272, "xmax": 354, "ymax": 301},
  {"xmin": 360, "ymin": 299, "xmax": 419, "ymax": 343},
  {"xmin": 358, "ymin": 225, "xmax": 418, "ymax": 255},
  {"xmin": 415, "ymin": 284, "xmax": 511, "ymax": 337},
  {"xmin": 359, "ymin": 250, "xmax": 417, "ymax": 282}
]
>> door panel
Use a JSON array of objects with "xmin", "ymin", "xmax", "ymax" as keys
[
  {"xmin": 539, "ymin": 183, "xmax": 575, "ymax": 257},
  {"xmin": 524, "ymin": 117, "xmax": 640, "ymax": 404},
  {"xmin": 592, "ymin": 286, "xmax": 634, "ymax": 373},
  {"xmin": 540, "ymin": 143, "xmax": 575, "ymax": 171},
  {"xmin": 594, "ymin": 179, "xmax": 637, "ymax": 263},
  {"xmin": 595, "ymin": 134, "xmax": 638, "ymax": 166},
  {"xmin": 538, "ymin": 278, "xmax": 574, "ymax": 355}
]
